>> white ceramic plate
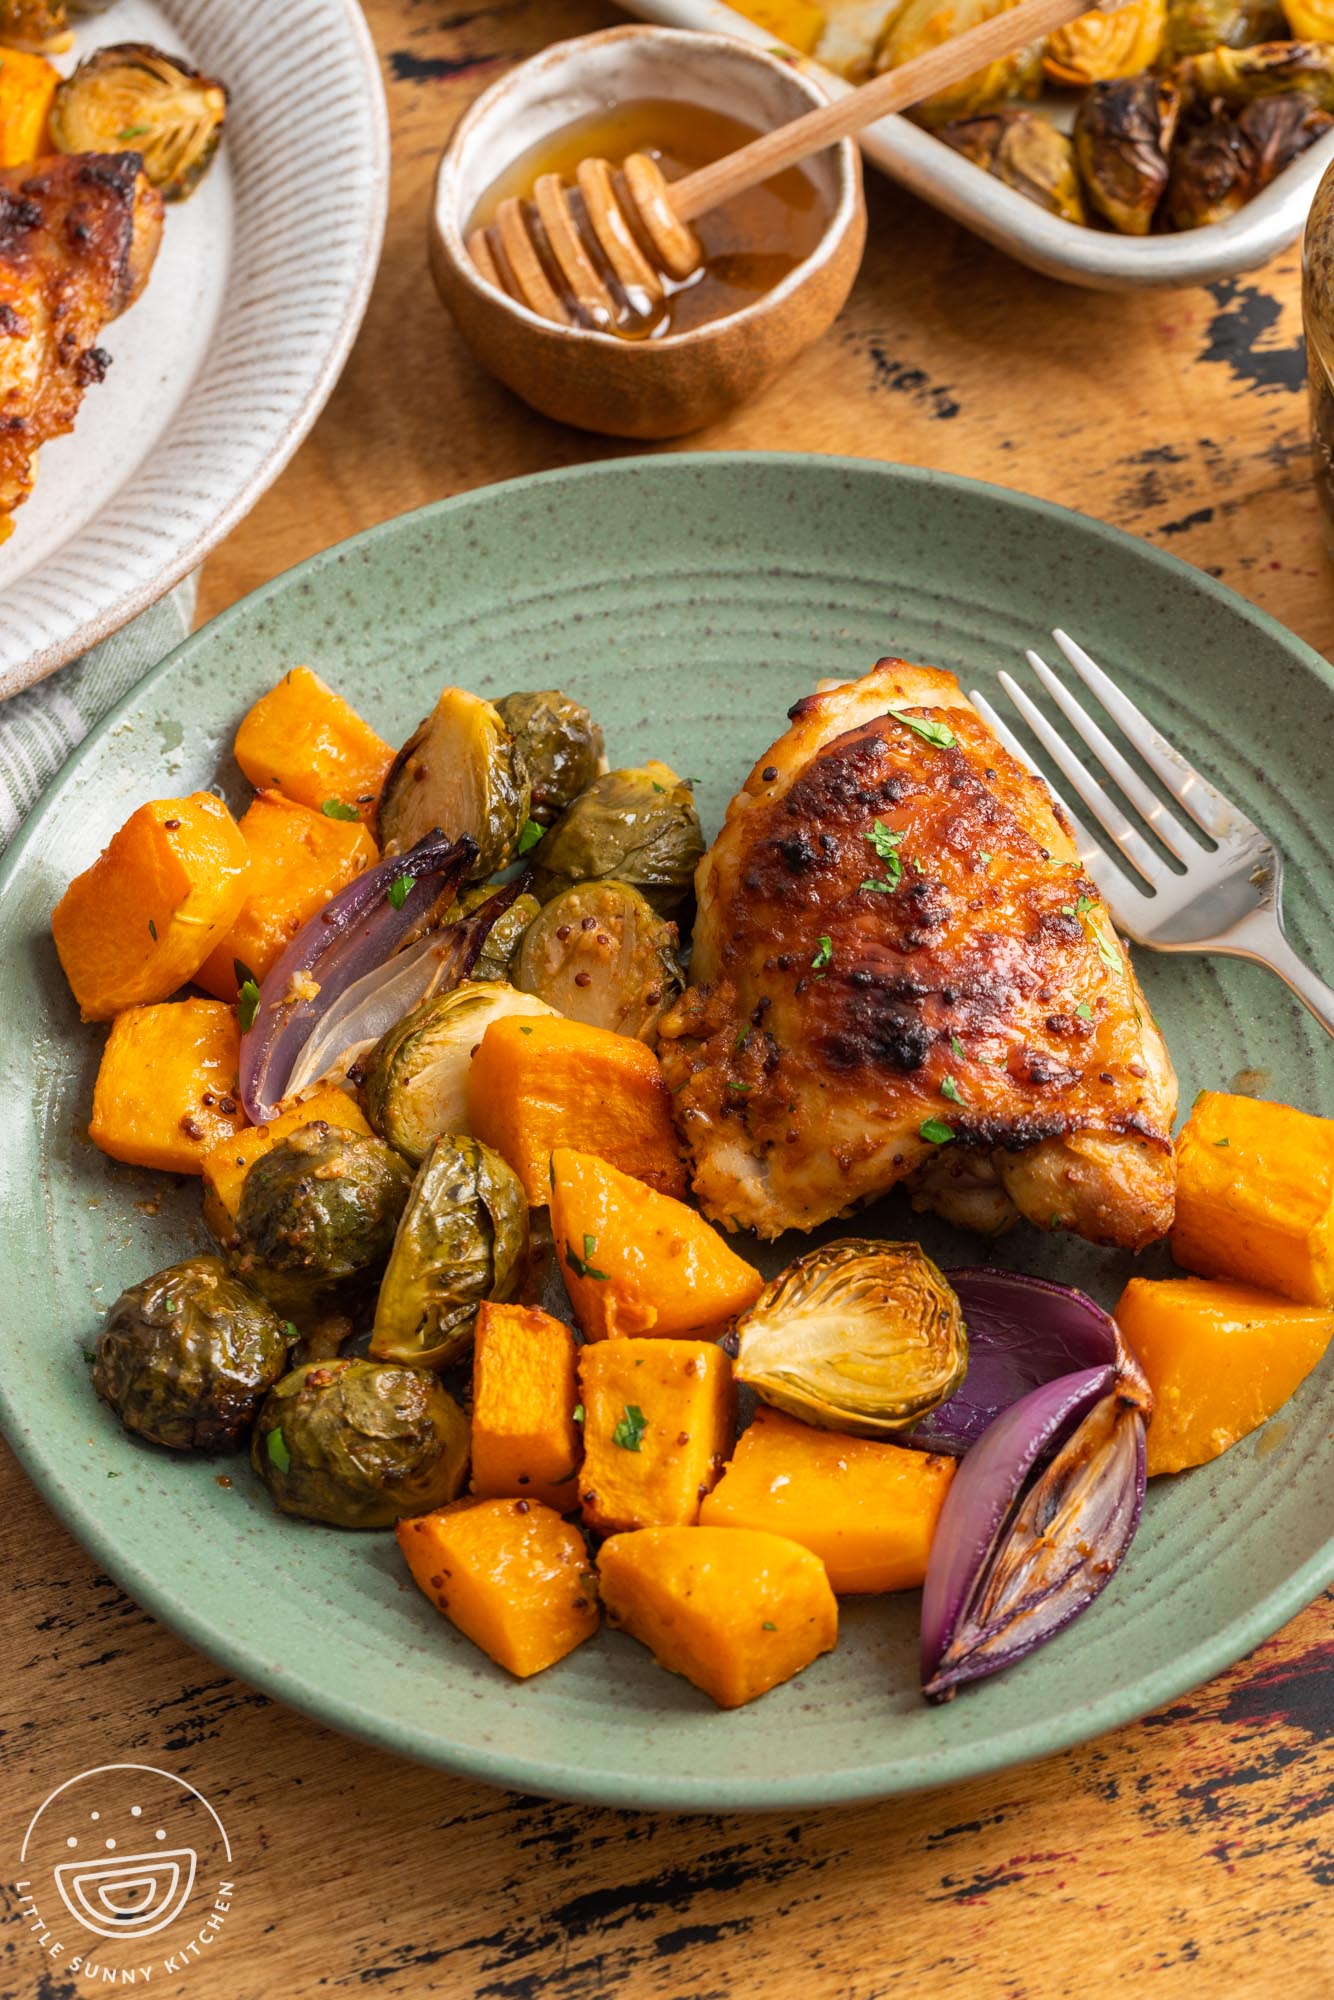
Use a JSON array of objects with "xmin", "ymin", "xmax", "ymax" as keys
[
  {"xmin": 621, "ymin": 0, "xmax": 1334, "ymax": 290},
  {"xmin": 0, "ymin": 0, "xmax": 388, "ymax": 698}
]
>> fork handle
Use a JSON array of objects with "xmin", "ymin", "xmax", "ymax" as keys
[{"xmin": 1225, "ymin": 909, "xmax": 1334, "ymax": 1041}]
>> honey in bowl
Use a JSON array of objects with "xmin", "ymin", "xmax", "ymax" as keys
[{"xmin": 468, "ymin": 99, "xmax": 831, "ymax": 340}]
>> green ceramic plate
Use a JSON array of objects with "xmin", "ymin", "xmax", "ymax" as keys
[{"xmin": 2, "ymin": 455, "xmax": 1331, "ymax": 1810}]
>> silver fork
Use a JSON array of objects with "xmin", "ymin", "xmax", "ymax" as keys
[{"xmin": 969, "ymin": 628, "xmax": 1334, "ymax": 1040}]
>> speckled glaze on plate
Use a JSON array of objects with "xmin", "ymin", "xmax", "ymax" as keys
[
  {"xmin": 1, "ymin": 454, "xmax": 1330, "ymax": 1810},
  {"xmin": 0, "ymin": 0, "xmax": 388, "ymax": 699}
]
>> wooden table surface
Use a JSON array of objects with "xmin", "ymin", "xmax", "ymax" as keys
[{"xmin": 4, "ymin": 3, "xmax": 1332, "ymax": 1995}]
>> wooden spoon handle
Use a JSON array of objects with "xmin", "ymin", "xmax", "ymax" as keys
[{"xmin": 669, "ymin": 0, "xmax": 1091, "ymax": 224}]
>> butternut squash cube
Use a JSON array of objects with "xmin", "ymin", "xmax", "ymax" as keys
[
  {"xmin": 52, "ymin": 793, "xmax": 250, "ymax": 1021},
  {"xmin": 598, "ymin": 1526, "xmax": 838, "ymax": 1708},
  {"xmin": 1172, "ymin": 1090, "xmax": 1334, "ymax": 1305},
  {"xmin": 467, "ymin": 1014, "xmax": 687, "ymax": 1204},
  {"xmin": 1115, "ymin": 1274, "xmax": 1334, "ymax": 1476},
  {"xmin": 470, "ymin": 1301, "xmax": 581, "ymax": 1512},
  {"xmin": 0, "ymin": 49, "xmax": 59, "ymax": 166},
  {"xmin": 396, "ymin": 1497, "xmax": 599, "ymax": 1677},
  {"xmin": 194, "ymin": 790, "xmax": 378, "ymax": 999},
  {"xmin": 233, "ymin": 667, "xmax": 393, "ymax": 826},
  {"xmin": 89, "ymin": 999, "xmax": 247, "ymax": 1174},
  {"xmin": 578, "ymin": 1337, "xmax": 735, "ymax": 1534},
  {"xmin": 200, "ymin": 1082, "xmax": 372, "ymax": 1238},
  {"xmin": 700, "ymin": 1405, "xmax": 955, "ymax": 1593},
  {"xmin": 550, "ymin": 1147, "xmax": 763, "ymax": 1342}
]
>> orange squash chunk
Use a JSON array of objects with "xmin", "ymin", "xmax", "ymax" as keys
[
  {"xmin": 233, "ymin": 667, "xmax": 393, "ymax": 826},
  {"xmin": 200, "ymin": 1082, "xmax": 372, "ymax": 1237},
  {"xmin": 550, "ymin": 1146, "xmax": 762, "ymax": 1342},
  {"xmin": 1172, "ymin": 1090, "xmax": 1334, "ymax": 1306},
  {"xmin": 89, "ymin": 998, "xmax": 247, "ymax": 1174},
  {"xmin": 470, "ymin": 1302, "xmax": 581, "ymax": 1512},
  {"xmin": 578, "ymin": 1337, "xmax": 736, "ymax": 1534},
  {"xmin": 0, "ymin": 50, "xmax": 59, "ymax": 166},
  {"xmin": 194, "ymin": 790, "xmax": 379, "ymax": 999},
  {"xmin": 598, "ymin": 1526, "xmax": 838, "ymax": 1709},
  {"xmin": 466, "ymin": 1014, "xmax": 687, "ymax": 1204},
  {"xmin": 700, "ymin": 1405, "xmax": 955, "ymax": 1593},
  {"xmin": 52, "ymin": 793, "xmax": 250, "ymax": 1021},
  {"xmin": 397, "ymin": 1497, "xmax": 599, "ymax": 1677},
  {"xmin": 1115, "ymin": 1274, "xmax": 1334, "ymax": 1476}
]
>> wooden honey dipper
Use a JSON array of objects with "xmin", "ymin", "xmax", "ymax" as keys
[{"xmin": 467, "ymin": 0, "xmax": 1101, "ymax": 332}]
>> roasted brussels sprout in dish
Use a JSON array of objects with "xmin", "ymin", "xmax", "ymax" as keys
[
  {"xmin": 361, "ymin": 981, "xmax": 558, "ymax": 1165},
  {"xmin": 531, "ymin": 762, "xmax": 704, "ymax": 921},
  {"xmin": 1075, "ymin": 76, "xmax": 1181, "ymax": 234},
  {"xmin": 1177, "ymin": 38, "xmax": 1334, "ymax": 109},
  {"xmin": 874, "ymin": 0, "xmax": 1045, "ymax": 128},
  {"xmin": 93, "ymin": 1255, "xmax": 290, "ymax": 1451},
  {"xmin": 232, "ymin": 1120, "xmax": 413, "ymax": 1307},
  {"xmin": 1163, "ymin": 0, "xmax": 1285, "ymax": 59},
  {"xmin": 0, "ymin": 0, "xmax": 69, "ymax": 53},
  {"xmin": 513, "ymin": 880, "xmax": 683, "ymax": 1043},
  {"xmin": 493, "ymin": 690, "xmax": 605, "ymax": 828},
  {"xmin": 371, "ymin": 1134, "xmax": 528, "ymax": 1370},
  {"xmin": 733, "ymin": 1240, "xmax": 969, "ymax": 1438},
  {"xmin": 251, "ymin": 1358, "xmax": 469, "ymax": 1527},
  {"xmin": 468, "ymin": 890, "xmax": 540, "ymax": 983},
  {"xmin": 50, "ymin": 43, "xmax": 228, "ymax": 200},
  {"xmin": 1167, "ymin": 90, "xmax": 1333, "ymax": 226},
  {"xmin": 377, "ymin": 687, "xmax": 529, "ymax": 878},
  {"xmin": 939, "ymin": 109, "xmax": 1086, "ymax": 222},
  {"xmin": 1044, "ymin": 0, "xmax": 1166, "ymax": 87}
]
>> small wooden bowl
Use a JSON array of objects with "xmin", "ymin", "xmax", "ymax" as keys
[{"xmin": 429, "ymin": 26, "xmax": 867, "ymax": 440}]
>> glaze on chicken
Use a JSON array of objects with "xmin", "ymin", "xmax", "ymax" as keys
[
  {"xmin": 0, "ymin": 153, "xmax": 163, "ymax": 542},
  {"xmin": 658, "ymin": 659, "xmax": 1178, "ymax": 1250}
]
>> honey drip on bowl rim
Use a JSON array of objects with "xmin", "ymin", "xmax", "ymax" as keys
[{"xmin": 468, "ymin": 99, "xmax": 831, "ymax": 341}]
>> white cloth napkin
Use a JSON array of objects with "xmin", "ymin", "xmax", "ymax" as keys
[{"xmin": 0, "ymin": 577, "xmax": 198, "ymax": 852}]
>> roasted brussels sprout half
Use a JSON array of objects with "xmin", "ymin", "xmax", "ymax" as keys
[
  {"xmin": 0, "ymin": 0, "xmax": 68, "ymax": 50},
  {"xmin": 512, "ymin": 880, "xmax": 683, "ymax": 1043},
  {"xmin": 251, "ymin": 1358, "xmax": 469, "ymax": 1528},
  {"xmin": 469, "ymin": 890, "xmax": 540, "ymax": 982},
  {"xmin": 939, "ymin": 110, "xmax": 1086, "ymax": 222},
  {"xmin": 1177, "ymin": 41, "xmax": 1334, "ymax": 111},
  {"xmin": 733, "ymin": 1240, "xmax": 968, "ymax": 1437},
  {"xmin": 49, "ymin": 43, "xmax": 228, "ymax": 200},
  {"xmin": 361, "ymin": 981, "xmax": 558, "ymax": 1165},
  {"xmin": 93, "ymin": 1255, "xmax": 290, "ymax": 1451},
  {"xmin": 493, "ymin": 690, "xmax": 605, "ymax": 828},
  {"xmin": 371, "ymin": 1134, "xmax": 528, "ymax": 1370},
  {"xmin": 377, "ymin": 687, "xmax": 529, "ymax": 879},
  {"xmin": 1163, "ymin": 0, "xmax": 1285, "ymax": 60},
  {"xmin": 875, "ymin": 0, "xmax": 1044, "ymax": 128},
  {"xmin": 1167, "ymin": 91, "xmax": 1333, "ymax": 227},
  {"xmin": 530, "ymin": 762, "xmax": 704, "ymax": 920},
  {"xmin": 232, "ymin": 1120, "xmax": 413, "ymax": 1308},
  {"xmin": 1044, "ymin": 0, "xmax": 1165, "ymax": 86},
  {"xmin": 1074, "ymin": 76, "xmax": 1181, "ymax": 234}
]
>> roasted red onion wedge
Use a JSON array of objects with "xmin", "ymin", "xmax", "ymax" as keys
[
  {"xmin": 238, "ymin": 831, "xmax": 476, "ymax": 1124},
  {"xmin": 918, "ymin": 1272, "xmax": 1152, "ymax": 1702}
]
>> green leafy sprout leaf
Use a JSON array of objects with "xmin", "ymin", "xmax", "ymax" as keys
[
  {"xmin": 517, "ymin": 818, "xmax": 544, "ymax": 855},
  {"xmin": 612, "ymin": 1404, "xmax": 649, "ymax": 1452},
  {"xmin": 387, "ymin": 873, "xmax": 413, "ymax": 911},
  {"xmin": 940, "ymin": 1076, "xmax": 965, "ymax": 1105},
  {"xmin": 321, "ymin": 798, "xmax": 358, "ymax": 821},
  {"xmin": 919, "ymin": 1116, "xmax": 955, "ymax": 1145},
  {"xmin": 810, "ymin": 935, "xmax": 832, "ymax": 972},
  {"xmin": 888, "ymin": 706, "xmax": 957, "ymax": 750},
  {"xmin": 565, "ymin": 1238, "xmax": 609, "ymax": 1282},
  {"xmin": 237, "ymin": 978, "xmax": 261, "ymax": 1034}
]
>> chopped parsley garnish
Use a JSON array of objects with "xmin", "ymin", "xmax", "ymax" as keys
[
  {"xmin": 117, "ymin": 124, "xmax": 152, "ymax": 141},
  {"xmin": 1094, "ymin": 927, "xmax": 1123, "ymax": 976},
  {"xmin": 726, "ymin": 1081, "xmax": 752, "ymax": 1093},
  {"xmin": 978, "ymin": 852, "xmax": 993, "ymax": 867},
  {"xmin": 1050, "ymin": 1212, "xmax": 1063, "ymax": 1230},
  {"xmin": 82, "ymin": 1349, "xmax": 96, "ymax": 1365},
  {"xmin": 1074, "ymin": 1002, "xmax": 1093, "ymax": 1020},
  {"xmin": 387, "ymin": 873, "xmax": 413, "ymax": 911},
  {"xmin": 233, "ymin": 956, "xmax": 257, "ymax": 990},
  {"xmin": 612, "ymin": 1404, "xmax": 648, "ymax": 1452},
  {"xmin": 865, "ymin": 820, "xmax": 905, "ymax": 863},
  {"xmin": 107, "ymin": 1470, "xmax": 121, "ymax": 1479},
  {"xmin": 517, "ymin": 818, "xmax": 544, "ymax": 855},
  {"xmin": 811, "ymin": 935, "xmax": 832, "ymax": 972},
  {"xmin": 909, "ymin": 856, "xmax": 926, "ymax": 874},
  {"xmin": 321, "ymin": 797, "xmax": 358, "ymax": 820},
  {"xmin": 572, "ymin": 1404, "xmax": 584, "ymax": 1424},
  {"xmin": 147, "ymin": 917, "xmax": 157, "ymax": 940},
  {"xmin": 1214, "ymin": 1136, "xmax": 1230, "ymax": 1147},
  {"xmin": 565, "ymin": 1238, "xmax": 609, "ymax": 1282},
  {"xmin": 237, "ymin": 977, "xmax": 261, "ymax": 1033},
  {"xmin": 889, "ymin": 706, "xmax": 957, "ymax": 750},
  {"xmin": 735, "ymin": 1025, "xmax": 752, "ymax": 1052},
  {"xmin": 919, "ymin": 1116, "xmax": 955, "ymax": 1145},
  {"xmin": 950, "ymin": 1034, "xmax": 967, "ymax": 1062},
  {"xmin": 267, "ymin": 1427, "xmax": 291, "ymax": 1473},
  {"xmin": 940, "ymin": 1076, "xmax": 965, "ymax": 1105},
  {"xmin": 164, "ymin": 1298, "xmax": 180, "ymax": 1314},
  {"xmin": 1061, "ymin": 893, "xmax": 1097, "ymax": 919},
  {"xmin": 282, "ymin": 1321, "xmax": 299, "ymax": 1341},
  {"xmin": 519, "ymin": 1025, "xmax": 533, "ymax": 1035},
  {"xmin": 762, "ymin": 1621, "xmax": 778, "ymax": 1632}
]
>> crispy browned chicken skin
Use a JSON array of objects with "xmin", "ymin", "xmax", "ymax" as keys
[
  {"xmin": 0, "ymin": 153, "xmax": 163, "ymax": 542},
  {"xmin": 658, "ymin": 659, "xmax": 1177, "ymax": 1250}
]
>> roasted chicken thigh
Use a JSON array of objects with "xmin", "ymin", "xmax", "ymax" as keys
[
  {"xmin": 0, "ymin": 153, "xmax": 163, "ymax": 542},
  {"xmin": 658, "ymin": 659, "xmax": 1177, "ymax": 1250}
]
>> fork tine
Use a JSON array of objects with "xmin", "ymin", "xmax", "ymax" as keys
[
  {"xmin": 996, "ymin": 672, "xmax": 1167, "ymax": 888},
  {"xmin": 968, "ymin": 689, "xmax": 1133, "ymax": 901},
  {"xmin": 1025, "ymin": 650, "xmax": 1203, "ymax": 866},
  {"xmin": 1051, "ymin": 629, "xmax": 1243, "ymax": 841}
]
